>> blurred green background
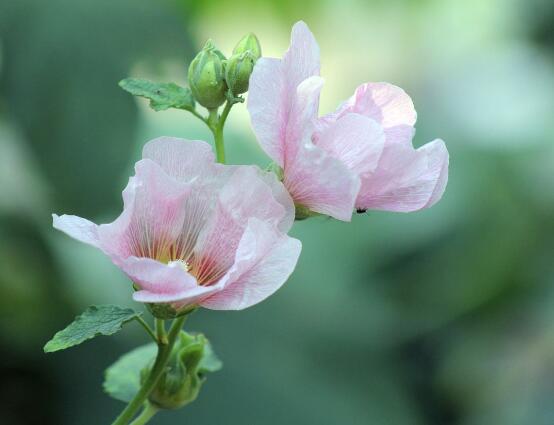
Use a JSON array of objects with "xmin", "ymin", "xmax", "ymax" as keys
[{"xmin": 1, "ymin": 0, "xmax": 554, "ymax": 424}]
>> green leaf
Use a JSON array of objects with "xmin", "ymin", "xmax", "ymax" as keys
[
  {"xmin": 104, "ymin": 343, "xmax": 157, "ymax": 403},
  {"xmin": 199, "ymin": 339, "xmax": 222, "ymax": 373},
  {"xmin": 119, "ymin": 78, "xmax": 195, "ymax": 112},
  {"xmin": 44, "ymin": 305, "xmax": 141, "ymax": 353}
]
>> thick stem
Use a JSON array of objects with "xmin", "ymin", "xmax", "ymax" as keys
[
  {"xmin": 213, "ymin": 126, "xmax": 226, "ymax": 164},
  {"xmin": 110, "ymin": 316, "xmax": 187, "ymax": 425},
  {"xmin": 207, "ymin": 102, "xmax": 232, "ymax": 164},
  {"xmin": 128, "ymin": 403, "xmax": 158, "ymax": 425}
]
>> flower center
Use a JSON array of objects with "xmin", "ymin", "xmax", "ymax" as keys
[{"xmin": 168, "ymin": 259, "xmax": 191, "ymax": 273}]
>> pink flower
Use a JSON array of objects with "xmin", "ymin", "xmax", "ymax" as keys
[
  {"xmin": 247, "ymin": 21, "xmax": 449, "ymax": 220},
  {"xmin": 53, "ymin": 137, "xmax": 301, "ymax": 312}
]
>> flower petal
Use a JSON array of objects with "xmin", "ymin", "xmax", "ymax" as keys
[
  {"xmin": 98, "ymin": 159, "xmax": 192, "ymax": 260},
  {"xmin": 285, "ymin": 143, "xmax": 360, "ymax": 221},
  {"xmin": 142, "ymin": 136, "xmax": 216, "ymax": 182},
  {"xmin": 254, "ymin": 168, "xmax": 296, "ymax": 232},
  {"xmin": 356, "ymin": 139, "xmax": 449, "ymax": 212},
  {"xmin": 319, "ymin": 82, "xmax": 417, "ymax": 146},
  {"xmin": 52, "ymin": 214, "xmax": 100, "ymax": 248},
  {"xmin": 282, "ymin": 21, "xmax": 320, "ymax": 94},
  {"xmin": 191, "ymin": 166, "xmax": 291, "ymax": 284},
  {"xmin": 248, "ymin": 21, "xmax": 320, "ymax": 167},
  {"xmin": 200, "ymin": 218, "xmax": 301, "ymax": 310},
  {"xmin": 121, "ymin": 256, "xmax": 214, "ymax": 304},
  {"xmin": 314, "ymin": 113, "xmax": 385, "ymax": 175}
]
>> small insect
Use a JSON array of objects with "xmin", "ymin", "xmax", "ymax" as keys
[{"xmin": 356, "ymin": 208, "xmax": 367, "ymax": 214}]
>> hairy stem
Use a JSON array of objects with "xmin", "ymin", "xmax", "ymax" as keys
[{"xmin": 110, "ymin": 316, "xmax": 187, "ymax": 425}]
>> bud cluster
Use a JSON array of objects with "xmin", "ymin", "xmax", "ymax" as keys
[
  {"xmin": 188, "ymin": 33, "xmax": 262, "ymax": 109},
  {"xmin": 143, "ymin": 331, "xmax": 221, "ymax": 409}
]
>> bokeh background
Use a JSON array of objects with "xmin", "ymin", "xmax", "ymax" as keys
[{"xmin": 1, "ymin": 0, "xmax": 554, "ymax": 424}]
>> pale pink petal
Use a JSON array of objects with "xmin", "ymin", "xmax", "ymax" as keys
[
  {"xmin": 334, "ymin": 82, "xmax": 416, "ymax": 127},
  {"xmin": 357, "ymin": 139, "xmax": 449, "ymax": 212},
  {"xmin": 142, "ymin": 137, "xmax": 216, "ymax": 182},
  {"xmin": 97, "ymin": 159, "xmax": 192, "ymax": 260},
  {"xmin": 191, "ymin": 166, "xmax": 291, "ymax": 284},
  {"xmin": 121, "ymin": 256, "xmax": 214, "ymax": 304},
  {"xmin": 248, "ymin": 21, "xmax": 320, "ymax": 167},
  {"xmin": 200, "ymin": 219, "xmax": 301, "ymax": 310},
  {"xmin": 254, "ymin": 168, "xmax": 296, "ymax": 232},
  {"xmin": 319, "ymin": 82, "xmax": 417, "ymax": 146},
  {"xmin": 283, "ymin": 21, "xmax": 320, "ymax": 89},
  {"xmin": 52, "ymin": 214, "xmax": 100, "ymax": 248},
  {"xmin": 285, "ymin": 143, "xmax": 360, "ymax": 221},
  {"xmin": 247, "ymin": 58, "xmax": 285, "ymax": 165},
  {"xmin": 283, "ymin": 76, "xmax": 324, "ymax": 163},
  {"xmin": 314, "ymin": 113, "xmax": 385, "ymax": 176}
]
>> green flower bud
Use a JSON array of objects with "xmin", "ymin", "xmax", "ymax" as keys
[
  {"xmin": 145, "ymin": 331, "xmax": 222, "ymax": 409},
  {"xmin": 233, "ymin": 33, "xmax": 262, "ymax": 60},
  {"xmin": 225, "ymin": 51, "xmax": 256, "ymax": 96},
  {"xmin": 188, "ymin": 40, "xmax": 227, "ymax": 109}
]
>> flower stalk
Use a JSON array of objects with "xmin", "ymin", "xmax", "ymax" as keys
[
  {"xmin": 111, "ymin": 315, "xmax": 187, "ymax": 425},
  {"xmin": 128, "ymin": 403, "xmax": 158, "ymax": 425}
]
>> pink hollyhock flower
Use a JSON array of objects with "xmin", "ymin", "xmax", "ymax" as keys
[
  {"xmin": 248, "ymin": 21, "xmax": 449, "ymax": 220},
  {"xmin": 53, "ymin": 137, "xmax": 301, "ymax": 313}
]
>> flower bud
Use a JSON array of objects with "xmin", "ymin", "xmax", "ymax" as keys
[
  {"xmin": 225, "ymin": 51, "xmax": 256, "ymax": 96},
  {"xmin": 188, "ymin": 40, "xmax": 227, "ymax": 109},
  {"xmin": 232, "ymin": 33, "xmax": 262, "ymax": 60},
  {"xmin": 146, "ymin": 332, "xmax": 222, "ymax": 409}
]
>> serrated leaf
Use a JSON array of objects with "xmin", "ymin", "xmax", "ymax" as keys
[
  {"xmin": 119, "ymin": 78, "xmax": 195, "ymax": 111},
  {"xmin": 199, "ymin": 339, "xmax": 222, "ymax": 373},
  {"xmin": 44, "ymin": 305, "xmax": 141, "ymax": 353},
  {"xmin": 104, "ymin": 343, "xmax": 157, "ymax": 403}
]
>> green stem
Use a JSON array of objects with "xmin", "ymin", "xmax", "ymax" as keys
[
  {"xmin": 128, "ymin": 403, "xmax": 158, "ymax": 425},
  {"xmin": 207, "ymin": 102, "xmax": 232, "ymax": 164},
  {"xmin": 111, "ymin": 316, "xmax": 187, "ymax": 425},
  {"xmin": 134, "ymin": 316, "xmax": 157, "ymax": 343},
  {"xmin": 155, "ymin": 319, "xmax": 167, "ymax": 344},
  {"xmin": 190, "ymin": 109, "xmax": 207, "ymax": 124},
  {"xmin": 213, "ymin": 125, "xmax": 226, "ymax": 164}
]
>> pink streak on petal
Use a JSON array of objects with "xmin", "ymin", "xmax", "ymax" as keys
[
  {"xmin": 52, "ymin": 214, "xmax": 100, "ymax": 248},
  {"xmin": 357, "ymin": 139, "xmax": 449, "ymax": 212},
  {"xmin": 98, "ymin": 159, "xmax": 192, "ymax": 260},
  {"xmin": 200, "ymin": 218, "xmax": 301, "ymax": 310},
  {"xmin": 191, "ymin": 166, "xmax": 291, "ymax": 284}
]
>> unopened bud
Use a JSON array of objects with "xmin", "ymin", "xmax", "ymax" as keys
[
  {"xmin": 225, "ymin": 51, "xmax": 256, "ymax": 96},
  {"xmin": 233, "ymin": 33, "xmax": 262, "ymax": 60},
  {"xmin": 188, "ymin": 40, "xmax": 227, "ymax": 109},
  {"xmin": 146, "ymin": 332, "xmax": 222, "ymax": 409}
]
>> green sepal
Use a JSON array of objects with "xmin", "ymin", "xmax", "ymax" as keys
[
  {"xmin": 294, "ymin": 204, "xmax": 322, "ymax": 221},
  {"xmin": 43, "ymin": 305, "xmax": 141, "ymax": 353},
  {"xmin": 266, "ymin": 162, "xmax": 284, "ymax": 181},
  {"xmin": 145, "ymin": 302, "xmax": 196, "ymax": 320},
  {"xmin": 119, "ymin": 78, "xmax": 195, "ymax": 112},
  {"xmin": 148, "ymin": 331, "xmax": 222, "ymax": 409}
]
